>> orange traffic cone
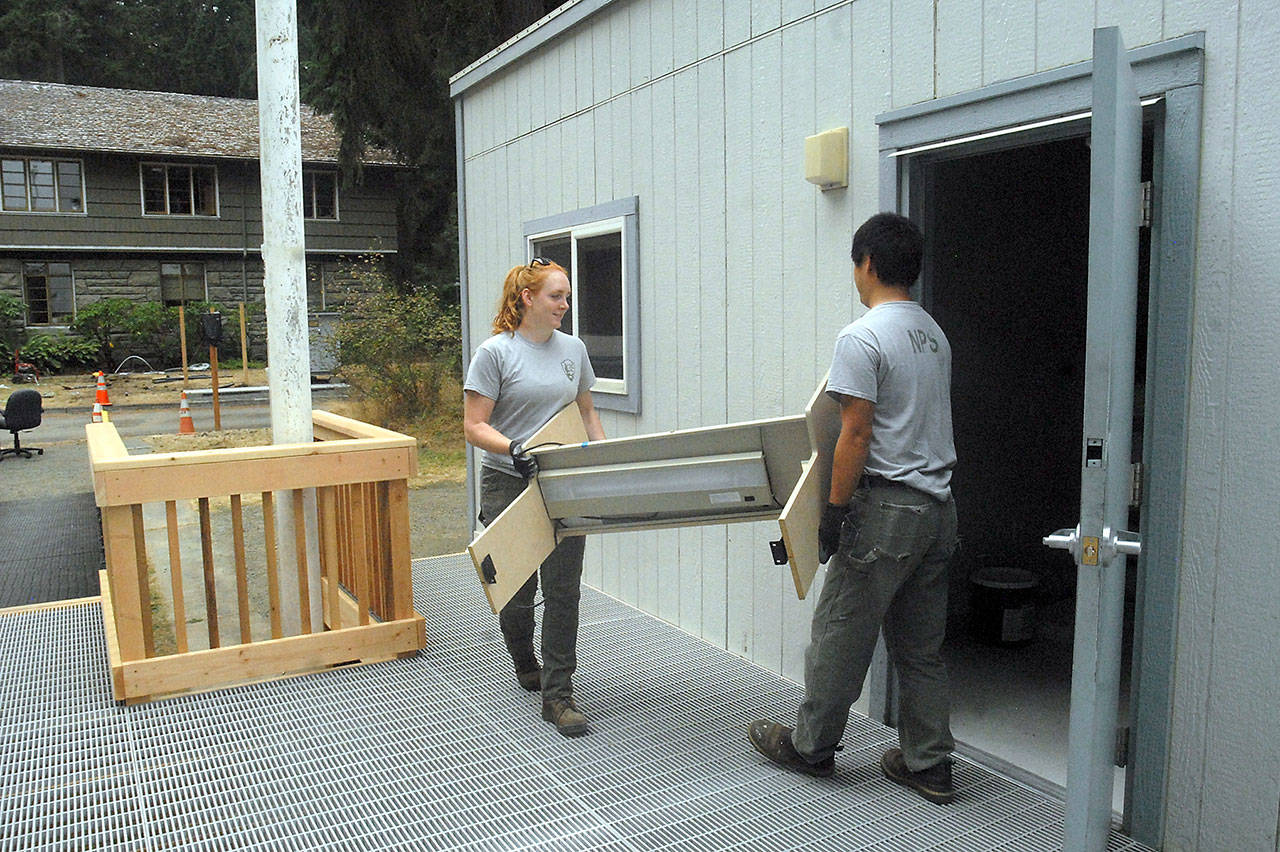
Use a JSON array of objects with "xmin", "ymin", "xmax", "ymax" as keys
[
  {"xmin": 178, "ymin": 391, "xmax": 195, "ymax": 434},
  {"xmin": 91, "ymin": 402, "xmax": 103, "ymax": 423},
  {"xmin": 94, "ymin": 371, "xmax": 112, "ymax": 406}
]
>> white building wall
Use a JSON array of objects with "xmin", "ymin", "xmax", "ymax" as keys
[{"xmin": 457, "ymin": 2, "xmax": 1280, "ymax": 847}]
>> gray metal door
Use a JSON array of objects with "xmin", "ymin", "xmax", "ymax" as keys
[{"xmin": 1042, "ymin": 26, "xmax": 1144, "ymax": 851}]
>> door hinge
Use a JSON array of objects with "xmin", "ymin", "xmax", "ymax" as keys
[
  {"xmin": 1140, "ymin": 181, "xmax": 1153, "ymax": 228},
  {"xmin": 1130, "ymin": 461, "xmax": 1143, "ymax": 508}
]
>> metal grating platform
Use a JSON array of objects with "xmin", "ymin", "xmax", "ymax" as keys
[
  {"xmin": 0, "ymin": 553, "xmax": 1154, "ymax": 851},
  {"xmin": 0, "ymin": 494, "xmax": 104, "ymax": 609}
]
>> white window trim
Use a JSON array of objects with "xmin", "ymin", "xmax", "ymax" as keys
[
  {"xmin": 1, "ymin": 156, "xmax": 88, "ymax": 216},
  {"xmin": 528, "ymin": 214, "xmax": 628, "ymax": 397},
  {"xmin": 139, "ymin": 162, "xmax": 221, "ymax": 218},
  {"xmin": 302, "ymin": 169, "xmax": 340, "ymax": 221},
  {"xmin": 524, "ymin": 196, "xmax": 639, "ymax": 413}
]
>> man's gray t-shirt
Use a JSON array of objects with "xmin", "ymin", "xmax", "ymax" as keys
[
  {"xmin": 826, "ymin": 301, "xmax": 956, "ymax": 501},
  {"xmin": 464, "ymin": 330, "xmax": 596, "ymax": 476}
]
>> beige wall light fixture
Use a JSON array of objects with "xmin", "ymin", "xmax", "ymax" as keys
[{"xmin": 804, "ymin": 126, "xmax": 849, "ymax": 190}]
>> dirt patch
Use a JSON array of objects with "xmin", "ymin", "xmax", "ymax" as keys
[{"xmin": 29, "ymin": 367, "xmax": 280, "ymax": 412}]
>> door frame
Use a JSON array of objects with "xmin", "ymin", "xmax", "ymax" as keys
[{"xmin": 871, "ymin": 32, "xmax": 1203, "ymax": 845}]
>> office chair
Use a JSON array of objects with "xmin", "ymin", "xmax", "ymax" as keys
[{"xmin": 0, "ymin": 388, "xmax": 44, "ymax": 460}]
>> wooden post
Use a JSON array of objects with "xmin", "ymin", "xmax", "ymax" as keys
[
  {"xmin": 178, "ymin": 305, "xmax": 189, "ymax": 389},
  {"xmin": 238, "ymin": 302, "xmax": 249, "ymax": 386},
  {"xmin": 209, "ymin": 343, "xmax": 221, "ymax": 431}
]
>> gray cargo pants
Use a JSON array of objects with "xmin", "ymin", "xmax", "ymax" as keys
[
  {"xmin": 480, "ymin": 466, "xmax": 585, "ymax": 701},
  {"xmin": 791, "ymin": 477, "xmax": 958, "ymax": 772}
]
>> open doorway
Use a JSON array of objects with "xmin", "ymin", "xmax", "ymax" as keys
[{"xmin": 914, "ymin": 130, "xmax": 1152, "ymax": 814}]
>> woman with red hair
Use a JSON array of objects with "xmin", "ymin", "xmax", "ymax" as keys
[{"xmin": 463, "ymin": 258, "xmax": 605, "ymax": 737}]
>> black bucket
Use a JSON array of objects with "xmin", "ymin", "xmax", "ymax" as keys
[{"xmin": 969, "ymin": 566, "xmax": 1039, "ymax": 647}]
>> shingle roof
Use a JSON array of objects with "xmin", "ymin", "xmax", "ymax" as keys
[{"xmin": 0, "ymin": 78, "xmax": 400, "ymax": 165}]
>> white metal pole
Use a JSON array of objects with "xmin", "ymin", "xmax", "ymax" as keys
[{"xmin": 255, "ymin": 0, "xmax": 321, "ymax": 633}]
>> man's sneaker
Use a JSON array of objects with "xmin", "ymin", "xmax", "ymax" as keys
[
  {"xmin": 542, "ymin": 696, "xmax": 589, "ymax": 736},
  {"xmin": 747, "ymin": 720, "xmax": 835, "ymax": 778},
  {"xmin": 880, "ymin": 748, "xmax": 955, "ymax": 804}
]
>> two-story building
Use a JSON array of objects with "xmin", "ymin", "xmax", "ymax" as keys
[{"xmin": 0, "ymin": 78, "xmax": 401, "ymax": 357}]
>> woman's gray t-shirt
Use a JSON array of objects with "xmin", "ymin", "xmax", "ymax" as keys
[
  {"xmin": 826, "ymin": 301, "xmax": 956, "ymax": 501},
  {"xmin": 464, "ymin": 330, "xmax": 596, "ymax": 476}
]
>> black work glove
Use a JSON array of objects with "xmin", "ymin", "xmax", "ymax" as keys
[
  {"xmin": 818, "ymin": 502, "xmax": 847, "ymax": 565},
  {"xmin": 509, "ymin": 439, "xmax": 538, "ymax": 481}
]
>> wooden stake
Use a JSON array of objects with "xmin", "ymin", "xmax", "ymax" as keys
[
  {"xmin": 178, "ymin": 305, "xmax": 189, "ymax": 388},
  {"xmin": 209, "ymin": 343, "xmax": 221, "ymax": 430},
  {"xmin": 238, "ymin": 302, "xmax": 249, "ymax": 386}
]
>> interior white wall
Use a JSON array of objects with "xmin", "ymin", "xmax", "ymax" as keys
[{"xmin": 456, "ymin": 2, "xmax": 1280, "ymax": 847}]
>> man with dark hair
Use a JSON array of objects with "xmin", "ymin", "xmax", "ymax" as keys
[{"xmin": 748, "ymin": 212, "xmax": 960, "ymax": 804}]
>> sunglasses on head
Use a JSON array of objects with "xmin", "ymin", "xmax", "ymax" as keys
[{"xmin": 527, "ymin": 256, "xmax": 552, "ymax": 269}]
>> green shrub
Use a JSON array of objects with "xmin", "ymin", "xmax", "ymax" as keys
[
  {"xmin": 332, "ymin": 265, "xmax": 461, "ymax": 426},
  {"xmin": 20, "ymin": 333, "xmax": 98, "ymax": 373},
  {"xmin": 0, "ymin": 293, "xmax": 25, "ymax": 363},
  {"xmin": 70, "ymin": 298, "xmax": 137, "ymax": 371}
]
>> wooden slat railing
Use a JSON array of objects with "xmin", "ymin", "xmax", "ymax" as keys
[{"xmin": 87, "ymin": 410, "xmax": 424, "ymax": 703}]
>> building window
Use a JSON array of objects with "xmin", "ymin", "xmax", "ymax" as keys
[
  {"xmin": 160, "ymin": 262, "xmax": 207, "ymax": 307},
  {"xmin": 22, "ymin": 262, "xmax": 75, "ymax": 325},
  {"xmin": 525, "ymin": 196, "xmax": 639, "ymax": 413},
  {"xmin": 141, "ymin": 164, "xmax": 218, "ymax": 216},
  {"xmin": 302, "ymin": 171, "xmax": 338, "ymax": 220},
  {"xmin": 2, "ymin": 158, "xmax": 84, "ymax": 213}
]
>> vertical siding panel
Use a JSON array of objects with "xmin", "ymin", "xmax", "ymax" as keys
[
  {"xmin": 673, "ymin": 66, "xmax": 703, "ymax": 636},
  {"xmin": 783, "ymin": 0, "xmax": 814, "ymax": 25},
  {"xmin": 579, "ymin": 112, "xmax": 598, "ymax": 209},
  {"xmin": 751, "ymin": 33, "xmax": 785, "ymax": 673},
  {"xmin": 936, "ymin": 0, "xmax": 983, "ymax": 96},
  {"xmin": 576, "ymin": 30, "xmax": 594, "ymax": 111},
  {"xmin": 890, "ymin": 0, "xmax": 934, "ymax": 107},
  {"xmin": 649, "ymin": 73, "xmax": 682, "ymax": 623},
  {"xmin": 1203, "ymin": 8, "xmax": 1280, "ymax": 844},
  {"xmin": 1096, "ymin": 0, "xmax": 1162, "ymax": 48},
  {"xmin": 633, "ymin": 80, "xmax": 658, "ymax": 613},
  {"xmin": 673, "ymin": 3, "xmax": 699, "ymax": 68},
  {"xmin": 724, "ymin": 44, "xmax": 755, "ymax": 658},
  {"xmin": 724, "ymin": 0, "xmax": 753, "ymax": 48},
  {"xmin": 752, "ymin": 0, "xmax": 783, "ymax": 37},
  {"xmin": 779, "ymin": 19, "xmax": 819, "ymax": 684},
  {"xmin": 593, "ymin": 14, "xmax": 613, "ymax": 104},
  {"xmin": 698, "ymin": 0, "xmax": 725, "ymax": 60},
  {"xmin": 542, "ymin": 44, "xmax": 561, "ymax": 127},
  {"xmin": 982, "ymin": 0, "xmax": 1036, "ymax": 85},
  {"xmin": 815, "ymin": 2, "xmax": 855, "ymax": 351},
  {"xmin": 630, "ymin": 1, "xmax": 653, "ymax": 87},
  {"xmin": 610, "ymin": 6, "xmax": 631, "ymax": 96},
  {"xmin": 559, "ymin": 41, "xmax": 577, "ymax": 121},
  {"xmin": 650, "ymin": 0, "xmax": 676, "ymax": 79},
  {"xmin": 698, "ymin": 57, "xmax": 729, "ymax": 647},
  {"xmin": 594, "ymin": 100, "xmax": 614, "ymax": 202},
  {"xmin": 1035, "ymin": 0, "xmax": 1093, "ymax": 72}
]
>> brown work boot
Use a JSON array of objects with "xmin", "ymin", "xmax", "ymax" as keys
[
  {"xmin": 542, "ymin": 696, "xmax": 589, "ymax": 736},
  {"xmin": 747, "ymin": 720, "xmax": 835, "ymax": 778},
  {"xmin": 880, "ymin": 748, "xmax": 955, "ymax": 804}
]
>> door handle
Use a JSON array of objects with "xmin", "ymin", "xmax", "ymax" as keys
[
  {"xmin": 1043, "ymin": 524, "xmax": 1141, "ymax": 561},
  {"xmin": 1043, "ymin": 525, "xmax": 1081, "ymax": 560}
]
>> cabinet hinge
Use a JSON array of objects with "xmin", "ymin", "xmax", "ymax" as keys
[
  {"xmin": 1130, "ymin": 462, "xmax": 1143, "ymax": 508},
  {"xmin": 1140, "ymin": 181, "xmax": 1153, "ymax": 228}
]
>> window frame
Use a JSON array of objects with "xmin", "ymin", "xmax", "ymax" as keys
[
  {"xmin": 302, "ymin": 169, "xmax": 340, "ymax": 220},
  {"xmin": 139, "ymin": 162, "xmax": 220, "ymax": 217},
  {"xmin": 1, "ymin": 156, "xmax": 86, "ymax": 215},
  {"xmin": 524, "ymin": 196, "xmax": 640, "ymax": 414},
  {"xmin": 21, "ymin": 261, "xmax": 76, "ymax": 326}
]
